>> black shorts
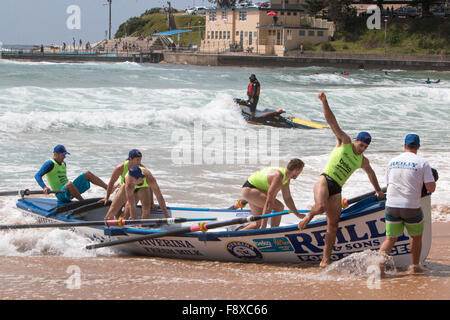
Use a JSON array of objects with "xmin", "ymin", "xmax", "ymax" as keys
[
  {"xmin": 249, "ymin": 96, "xmax": 259, "ymax": 113},
  {"xmin": 321, "ymin": 173, "xmax": 342, "ymax": 196},
  {"xmin": 242, "ymin": 180, "xmax": 257, "ymax": 189}
]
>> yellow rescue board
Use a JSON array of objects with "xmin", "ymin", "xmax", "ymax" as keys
[{"xmin": 286, "ymin": 117, "xmax": 329, "ymax": 129}]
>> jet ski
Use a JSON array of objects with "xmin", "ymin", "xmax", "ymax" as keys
[{"xmin": 234, "ymin": 98, "xmax": 328, "ymax": 130}]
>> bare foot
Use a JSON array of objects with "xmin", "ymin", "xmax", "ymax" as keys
[
  {"xmin": 320, "ymin": 259, "xmax": 331, "ymax": 269},
  {"xmin": 408, "ymin": 264, "xmax": 424, "ymax": 274}
]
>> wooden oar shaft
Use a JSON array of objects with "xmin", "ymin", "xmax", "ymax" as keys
[
  {"xmin": 86, "ymin": 210, "xmax": 289, "ymax": 250},
  {"xmin": 0, "ymin": 217, "xmax": 217, "ymax": 230}
]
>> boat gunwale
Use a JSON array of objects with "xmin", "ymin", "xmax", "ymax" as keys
[{"xmin": 15, "ymin": 195, "xmax": 392, "ymax": 239}]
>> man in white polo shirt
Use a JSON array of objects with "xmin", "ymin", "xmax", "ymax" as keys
[{"xmin": 379, "ymin": 134, "xmax": 436, "ymax": 273}]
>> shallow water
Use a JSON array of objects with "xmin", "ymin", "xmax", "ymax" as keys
[{"xmin": 0, "ymin": 60, "xmax": 449, "ymax": 300}]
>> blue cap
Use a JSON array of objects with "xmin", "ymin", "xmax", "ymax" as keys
[
  {"xmin": 127, "ymin": 149, "xmax": 142, "ymax": 160},
  {"xmin": 405, "ymin": 134, "xmax": 420, "ymax": 148},
  {"xmin": 53, "ymin": 145, "xmax": 70, "ymax": 155},
  {"xmin": 355, "ymin": 132, "xmax": 372, "ymax": 145},
  {"xmin": 129, "ymin": 166, "xmax": 145, "ymax": 179}
]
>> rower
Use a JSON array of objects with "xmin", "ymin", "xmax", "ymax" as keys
[
  {"xmin": 35, "ymin": 144, "xmax": 107, "ymax": 203},
  {"xmin": 240, "ymin": 159, "xmax": 306, "ymax": 230},
  {"xmin": 104, "ymin": 166, "xmax": 169, "ymax": 220},
  {"xmin": 297, "ymin": 92, "xmax": 384, "ymax": 268}
]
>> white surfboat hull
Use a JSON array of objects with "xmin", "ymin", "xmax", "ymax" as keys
[{"xmin": 16, "ymin": 195, "xmax": 432, "ymax": 268}]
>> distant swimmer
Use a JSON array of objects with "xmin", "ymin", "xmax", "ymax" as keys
[
  {"xmin": 240, "ymin": 159, "xmax": 306, "ymax": 230},
  {"xmin": 247, "ymin": 74, "xmax": 261, "ymax": 120},
  {"xmin": 425, "ymin": 78, "xmax": 440, "ymax": 84},
  {"xmin": 297, "ymin": 93, "xmax": 384, "ymax": 268},
  {"xmin": 35, "ymin": 144, "xmax": 107, "ymax": 203}
]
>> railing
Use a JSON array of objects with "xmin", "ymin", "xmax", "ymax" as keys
[{"xmin": 287, "ymin": 51, "xmax": 450, "ymax": 62}]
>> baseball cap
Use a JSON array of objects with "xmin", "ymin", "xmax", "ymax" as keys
[
  {"xmin": 355, "ymin": 132, "xmax": 372, "ymax": 145},
  {"xmin": 405, "ymin": 134, "xmax": 420, "ymax": 148},
  {"xmin": 127, "ymin": 149, "xmax": 142, "ymax": 160},
  {"xmin": 53, "ymin": 145, "xmax": 70, "ymax": 155},
  {"xmin": 129, "ymin": 166, "xmax": 145, "ymax": 179}
]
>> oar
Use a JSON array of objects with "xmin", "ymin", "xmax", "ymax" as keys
[
  {"xmin": 86, "ymin": 210, "xmax": 290, "ymax": 250},
  {"xmin": 0, "ymin": 217, "xmax": 217, "ymax": 230},
  {"xmin": 341, "ymin": 186, "xmax": 387, "ymax": 208},
  {"xmin": 227, "ymin": 199, "xmax": 248, "ymax": 210},
  {"xmin": 0, "ymin": 189, "xmax": 63, "ymax": 197}
]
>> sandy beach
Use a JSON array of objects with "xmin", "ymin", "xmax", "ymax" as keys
[{"xmin": 0, "ymin": 221, "xmax": 448, "ymax": 301}]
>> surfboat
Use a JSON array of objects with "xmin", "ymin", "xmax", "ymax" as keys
[{"xmin": 15, "ymin": 193, "xmax": 432, "ymax": 268}]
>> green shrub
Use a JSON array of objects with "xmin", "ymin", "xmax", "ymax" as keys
[{"xmin": 320, "ymin": 42, "xmax": 336, "ymax": 51}]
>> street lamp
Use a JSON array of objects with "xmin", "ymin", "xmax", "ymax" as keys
[
  {"xmin": 384, "ymin": 17, "xmax": 387, "ymax": 55},
  {"xmin": 103, "ymin": 0, "xmax": 112, "ymax": 40}
]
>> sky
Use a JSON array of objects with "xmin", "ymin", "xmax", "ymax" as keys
[{"xmin": 0, "ymin": 0, "xmax": 209, "ymax": 45}]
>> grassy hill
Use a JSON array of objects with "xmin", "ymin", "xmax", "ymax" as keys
[
  {"xmin": 312, "ymin": 17, "xmax": 450, "ymax": 55},
  {"xmin": 115, "ymin": 10, "xmax": 449, "ymax": 55},
  {"xmin": 115, "ymin": 11, "xmax": 205, "ymax": 47}
]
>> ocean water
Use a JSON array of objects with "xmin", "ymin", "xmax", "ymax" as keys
[{"xmin": 0, "ymin": 59, "xmax": 449, "ymax": 267}]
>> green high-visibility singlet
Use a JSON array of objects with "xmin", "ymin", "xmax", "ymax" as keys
[
  {"xmin": 121, "ymin": 161, "xmax": 149, "ymax": 189},
  {"xmin": 322, "ymin": 143, "xmax": 363, "ymax": 187},
  {"xmin": 248, "ymin": 167, "xmax": 288, "ymax": 192},
  {"xmin": 46, "ymin": 159, "xmax": 68, "ymax": 190}
]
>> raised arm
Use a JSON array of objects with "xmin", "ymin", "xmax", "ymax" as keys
[{"xmin": 318, "ymin": 92, "xmax": 351, "ymax": 145}]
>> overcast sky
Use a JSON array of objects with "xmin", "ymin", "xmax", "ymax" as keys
[{"xmin": 0, "ymin": 0, "xmax": 209, "ymax": 45}]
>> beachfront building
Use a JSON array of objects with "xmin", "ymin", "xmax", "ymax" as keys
[{"xmin": 200, "ymin": 0, "xmax": 334, "ymax": 56}]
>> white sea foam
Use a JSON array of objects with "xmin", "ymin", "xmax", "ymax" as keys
[{"xmin": 0, "ymin": 198, "xmax": 114, "ymax": 257}]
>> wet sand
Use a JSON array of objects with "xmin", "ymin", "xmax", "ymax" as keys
[{"xmin": 0, "ymin": 223, "xmax": 448, "ymax": 301}]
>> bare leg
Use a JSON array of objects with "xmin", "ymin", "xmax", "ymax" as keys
[
  {"xmin": 379, "ymin": 236, "xmax": 398, "ymax": 275},
  {"xmin": 65, "ymin": 181, "xmax": 83, "ymax": 201},
  {"xmin": 104, "ymin": 186, "xmax": 127, "ymax": 220},
  {"xmin": 320, "ymin": 193, "xmax": 341, "ymax": 268},
  {"xmin": 136, "ymin": 188, "xmax": 151, "ymax": 219},
  {"xmin": 298, "ymin": 175, "xmax": 329, "ymax": 230},
  {"xmin": 84, "ymin": 171, "xmax": 107, "ymax": 190},
  {"xmin": 240, "ymin": 187, "xmax": 265, "ymax": 230},
  {"xmin": 267, "ymin": 199, "xmax": 284, "ymax": 228},
  {"xmin": 409, "ymin": 235, "xmax": 424, "ymax": 273}
]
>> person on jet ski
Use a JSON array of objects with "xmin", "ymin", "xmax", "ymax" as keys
[{"xmin": 247, "ymin": 74, "xmax": 261, "ymax": 120}]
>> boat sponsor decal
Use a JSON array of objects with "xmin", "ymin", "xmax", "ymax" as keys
[
  {"xmin": 138, "ymin": 238, "xmax": 203, "ymax": 257},
  {"xmin": 226, "ymin": 240, "xmax": 263, "ymax": 261},
  {"xmin": 284, "ymin": 217, "xmax": 410, "ymax": 262},
  {"xmin": 252, "ymin": 237, "xmax": 293, "ymax": 252}
]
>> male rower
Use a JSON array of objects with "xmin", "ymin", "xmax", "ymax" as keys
[
  {"xmin": 104, "ymin": 166, "xmax": 169, "ymax": 220},
  {"xmin": 102, "ymin": 149, "xmax": 155, "ymax": 216},
  {"xmin": 297, "ymin": 93, "xmax": 384, "ymax": 268},
  {"xmin": 241, "ymin": 158, "xmax": 306, "ymax": 230},
  {"xmin": 35, "ymin": 144, "xmax": 107, "ymax": 203}
]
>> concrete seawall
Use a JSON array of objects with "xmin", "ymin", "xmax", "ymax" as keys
[
  {"xmin": 2, "ymin": 51, "xmax": 449, "ymax": 71},
  {"xmin": 163, "ymin": 52, "xmax": 450, "ymax": 71},
  {"xmin": 0, "ymin": 52, "xmax": 164, "ymax": 64}
]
